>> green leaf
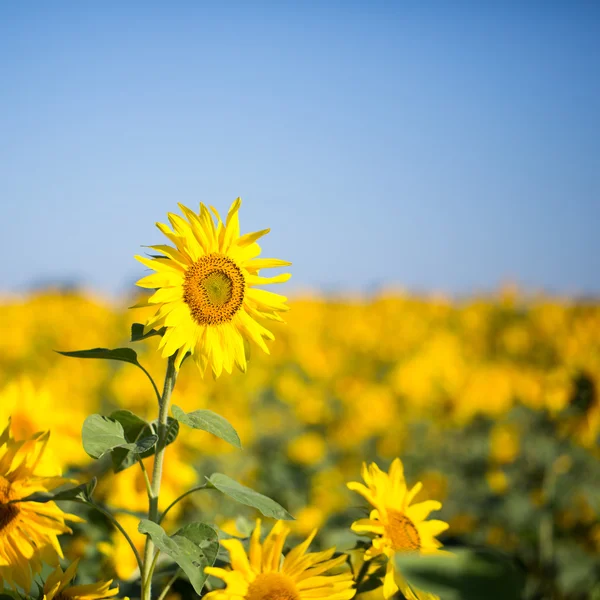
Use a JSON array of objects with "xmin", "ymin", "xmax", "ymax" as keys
[
  {"xmin": 206, "ymin": 473, "xmax": 293, "ymax": 520},
  {"xmin": 110, "ymin": 410, "xmax": 152, "ymax": 473},
  {"xmin": 172, "ymin": 405, "xmax": 241, "ymax": 449},
  {"xmin": 138, "ymin": 520, "xmax": 219, "ymax": 594},
  {"xmin": 111, "ymin": 416, "xmax": 178, "ymax": 473},
  {"xmin": 394, "ymin": 548, "xmax": 525, "ymax": 600},
  {"xmin": 11, "ymin": 478, "xmax": 97, "ymax": 504},
  {"xmin": 82, "ymin": 415, "xmax": 128, "ymax": 459},
  {"xmin": 158, "ymin": 416, "xmax": 181, "ymax": 449},
  {"xmin": 57, "ymin": 347, "xmax": 141, "ymax": 366},
  {"xmin": 111, "ymin": 447, "xmax": 138, "ymax": 473},
  {"xmin": 131, "ymin": 323, "xmax": 166, "ymax": 342},
  {"xmin": 133, "ymin": 435, "xmax": 159, "ymax": 453},
  {"xmin": 110, "ymin": 409, "xmax": 149, "ymax": 440},
  {"xmin": 82, "ymin": 414, "xmax": 157, "ymax": 460}
]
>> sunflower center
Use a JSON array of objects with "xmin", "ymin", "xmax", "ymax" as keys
[
  {"xmin": 385, "ymin": 509, "xmax": 421, "ymax": 551},
  {"xmin": 245, "ymin": 573, "xmax": 300, "ymax": 600},
  {"xmin": 183, "ymin": 253, "xmax": 245, "ymax": 325},
  {"xmin": 0, "ymin": 476, "xmax": 19, "ymax": 531},
  {"xmin": 202, "ymin": 272, "xmax": 233, "ymax": 306}
]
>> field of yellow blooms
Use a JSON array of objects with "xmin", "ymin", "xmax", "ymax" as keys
[{"xmin": 1, "ymin": 288, "xmax": 599, "ymax": 599}]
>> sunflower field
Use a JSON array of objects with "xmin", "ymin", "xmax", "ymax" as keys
[{"xmin": 0, "ymin": 202, "xmax": 599, "ymax": 600}]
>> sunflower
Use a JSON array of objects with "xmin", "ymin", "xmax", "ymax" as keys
[
  {"xmin": 134, "ymin": 198, "xmax": 291, "ymax": 376},
  {"xmin": 0, "ymin": 420, "xmax": 83, "ymax": 591},
  {"xmin": 204, "ymin": 519, "xmax": 355, "ymax": 600},
  {"xmin": 347, "ymin": 459, "xmax": 449, "ymax": 600},
  {"xmin": 42, "ymin": 559, "xmax": 119, "ymax": 600}
]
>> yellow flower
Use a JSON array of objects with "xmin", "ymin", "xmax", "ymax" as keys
[
  {"xmin": 135, "ymin": 199, "xmax": 291, "ymax": 376},
  {"xmin": 204, "ymin": 519, "xmax": 355, "ymax": 600},
  {"xmin": 0, "ymin": 420, "xmax": 83, "ymax": 590},
  {"xmin": 347, "ymin": 459, "xmax": 448, "ymax": 600},
  {"xmin": 42, "ymin": 559, "xmax": 119, "ymax": 600}
]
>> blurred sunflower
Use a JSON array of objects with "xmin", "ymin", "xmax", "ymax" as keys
[
  {"xmin": 204, "ymin": 519, "xmax": 355, "ymax": 600},
  {"xmin": 42, "ymin": 559, "xmax": 119, "ymax": 600},
  {"xmin": 135, "ymin": 198, "xmax": 291, "ymax": 376},
  {"xmin": 347, "ymin": 458, "xmax": 448, "ymax": 600},
  {"xmin": 0, "ymin": 420, "xmax": 83, "ymax": 591}
]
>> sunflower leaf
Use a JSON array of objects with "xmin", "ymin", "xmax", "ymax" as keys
[
  {"xmin": 111, "ymin": 415, "xmax": 178, "ymax": 473},
  {"xmin": 82, "ymin": 414, "xmax": 157, "ymax": 460},
  {"xmin": 138, "ymin": 520, "xmax": 219, "ymax": 594},
  {"xmin": 82, "ymin": 415, "xmax": 128, "ymax": 459},
  {"xmin": 57, "ymin": 347, "xmax": 141, "ymax": 366},
  {"xmin": 110, "ymin": 410, "xmax": 150, "ymax": 441},
  {"xmin": 206, "ymin": 473, "xmax": 293, "ymax": 520},
  {"xmin": 129, "ymin": 435, "xmax": 159, "ymax": 453},
  {"xmin": 131, "ymin": 323, "xmax": 166, "ymax": 342},
  {"xmin": 11, "ymin": 478, "xmax": 97, "ymax": 504},
  {"xmin": 172, "ymin": 405, "xmax": 242, "ymax": 449}
]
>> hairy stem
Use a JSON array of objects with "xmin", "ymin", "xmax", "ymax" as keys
[{"xmin": 142, "ymin": 354, "xmax": 178, "ymax": 600}]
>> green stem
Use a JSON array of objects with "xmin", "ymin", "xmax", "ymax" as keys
[
  {"xmin": 158, "ymin": 484, "xmax": 207, "ymax": 525},
  {"xmin": 148, "ymin": 550, "xmax": 161, "ymax": 585},
  {"xmin": 88, "ymin": 500, "xmax": 144, "ymax": 575},
  {"xmin": 142, "ymin": 354, "xmax": 178, "ymax": 600},
  {"xmin": 138, "ymin": 457, "xmax": 153, "ymax": 498}
]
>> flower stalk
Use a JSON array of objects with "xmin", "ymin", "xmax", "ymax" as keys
[{"xmin": 142, "ymin": 353, "xmax": 178, "ymax": 600}]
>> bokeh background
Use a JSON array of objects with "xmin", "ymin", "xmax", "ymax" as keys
[{"xmin": 1, "ymin": 2, "xmax": 599, "ymax": 600}]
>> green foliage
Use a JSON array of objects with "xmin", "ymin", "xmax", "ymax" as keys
[
  {"xmin": 130, "ymin": 323, "xmax": 166, "ymax": 342},
  {"xmin": 206, "ymin": 473, "xmax": 293, "ymax": 520},
  {"xmin": 394, "ymin": 548, "xmax": 525, "ymax": 600},
  {"xmin": 57, "ymin": 347, "xmax": 141, "ymax": 366},
  {"xmin": 13, "ymin": 478, "xmax": 97, "ymax": 504},
  {"xmin": 138, "ymin": 520, "xmax": 218, "ymax": 594},
  {"xmin": 81, "ymin": 414, "xmax": 157, "ymax": 460},
  {"xmin": 110, "ymin": 409, "xmax": 148, "ymax": 438},
  {"xmin": 110, "ymin": 411, "xmax": 179, "ymax": 472},
  {"xmin": 172, "ymin": 405, "xmax": 242, "ymax": 449}
]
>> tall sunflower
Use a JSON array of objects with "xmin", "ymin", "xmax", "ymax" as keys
[
  {"xmin": 204, "ymin": 519, "xmax": 355, "ymax": 600},
  {"xmin": 347, "ymin": 459, "xmax": 449, "ymax": 600},
  {"xmin": 0, "ymin": 420, "xmax": 84, "ymax": 591},
  {"xmin": 135, "ymin": 198, "xmax": 291, "ymax": 376},
  {"xmin": 42, "ymin": 559, "xmax": 119, "ymax": 600}
]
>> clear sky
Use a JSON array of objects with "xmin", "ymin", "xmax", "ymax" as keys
[{"xmin": 1, "ymin": 1, "xmax": 598, "ymax": 298}]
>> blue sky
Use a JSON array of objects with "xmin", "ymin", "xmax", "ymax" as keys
[{"xmin": 1, "ymin": 1, "xmax": 598, "ymax": 297}]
